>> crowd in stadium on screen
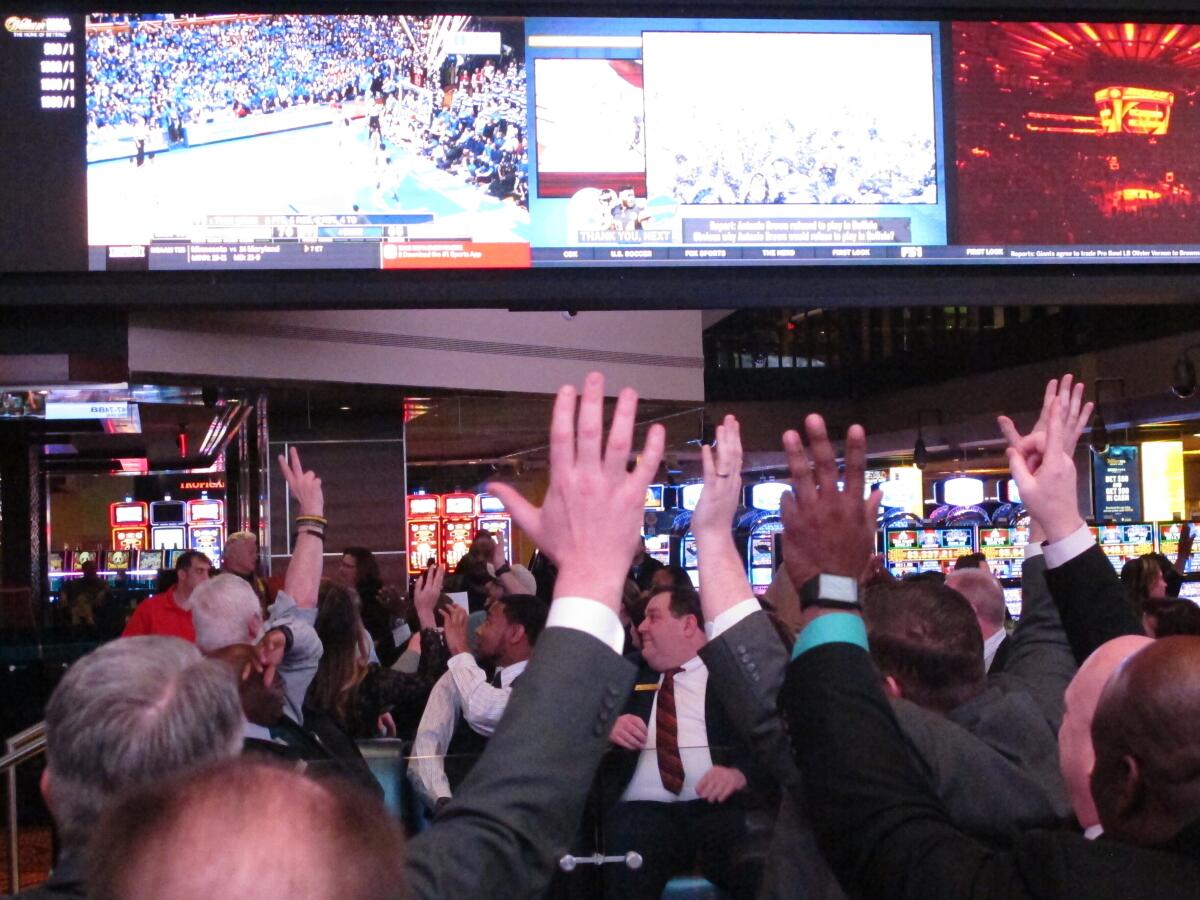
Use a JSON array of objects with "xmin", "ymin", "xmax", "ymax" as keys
[
  {"xmin": 84, "ymin": 14, "xmax": 527, "ymax": 207},
  {"xmin": 654, "ymin": 111, "xmax": 938, "ymax": 206}
]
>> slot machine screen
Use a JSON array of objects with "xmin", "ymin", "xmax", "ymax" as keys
[
  {"xmin": 1091, "ymin": 523, "xmax": 1155, "ymax": 571},
  {"xmin": 883, "ymin": 526, "xmax": 976, "ymax": 577},
  {"xmin": 137, "ymin": 549, "xmax": 164, "ymax": 570},
  {"xmin": 48, "ymin": 551, "xmax": 65, "ymax": 572},
  {"xmin": 978, "ymin": 526, "xmax": 1027, "ymax": 579},
  {"xmin": 442, "ymin": 518, "xmax": 475, "ymax": 568},
  {"xmin": 680, "ymin": 484, "xmax": 703, "ymax": 512},
  {"xmin": 188, "ymin": 500, "xmax": 222, "ymax": 523},
  {"xmin": 407, "ymin": 519, "xmax": 440, "ymax": 573},
  {"xmin": 1178, "ymin": 581, "xmax": 1200, "ymax": 602},
  {"xmin": 407, "ymin": 495, "xmax": 440, "ymax": 518},
  {"xmin": 113, "ymin": 504, "xmax": 146, "ymax": 524},
  {"xmin": 644, "ymin": 484, "xmax": 665, "ymax": 511},
  {"xmin": 104, "ymin": 549, "xmax": 132, "ymax": 571},
  {"xmin": 1003, "ymin": 586, "xmax": 1023, "ymax": 620},
  {"xmin": 748, "ymin": 482, "xmax": 789, "ymax": 513},
  {"xmin": 644, "ymin": 533, "xmax": 671, "ymax": 566},
  {"xmin": 152, "ymin": 526, "xmax": 187, "ymax": 550},
  {"xmin": 443, "ymin": 495, "xmax": 476, "ymax": 517},
  {"xmin": 478, "ymin": 493, "xmax": 506, "ymax": 514},
  {"xmin": 1159, "ymin": 522, "xmax": 1200, "ymax": 574},
  {"xmin": 150, "ymin": 500, "xmax": 186, "ymax": 524}
]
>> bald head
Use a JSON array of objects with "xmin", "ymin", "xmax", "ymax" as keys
[
  {"xmin": 1058, "ymin": 634, "xmax": 1152, "ymax": 829},
  {"xmin": 1091, "ymin": 636, "xmax": 1200, "ymax": 844},
  {"xmin": 945, "ymin": 567, "xmax": 1006, "ymax": 636},
  {"xmin": 88, "ymin": 760, "xmax": 406, "ymax": 900}
]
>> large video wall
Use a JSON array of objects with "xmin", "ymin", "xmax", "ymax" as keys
[{"xmin": 3, "ymin": 13, "xmax": 1200, "ymax": 272}]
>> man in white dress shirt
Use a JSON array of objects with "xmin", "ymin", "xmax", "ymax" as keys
[
  {"xmin": 409, "ymin": 593, "xmax": 548, "ymax": 813},
  {"xmin": 601, "ymin": 584, "xmax": 764, "ymax": 899}
]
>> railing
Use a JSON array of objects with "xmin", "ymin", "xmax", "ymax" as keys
[{"xmin": 2, "ymin": 721, "xmax": 47, "ymax": 892}]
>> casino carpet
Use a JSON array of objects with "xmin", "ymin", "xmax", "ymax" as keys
[{"xmin": 0, "ymin": 827, "xmax": 54, "ymax": 893}]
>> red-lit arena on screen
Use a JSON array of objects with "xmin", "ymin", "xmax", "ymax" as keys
[{"xmin": 953, "ymin": 21, "xmax": 1200, "ymax": 245}]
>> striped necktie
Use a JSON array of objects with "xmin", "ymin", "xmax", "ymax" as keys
[{"xmin": 656, "ymin": 667, "xmax": 685, "ymax": 795}]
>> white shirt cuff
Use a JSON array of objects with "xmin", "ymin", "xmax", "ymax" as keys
[
  {"xmin": 447, "ymin": 652, "xmax": 477, "ymax": 670},
  {"xmin": 1042, "ymin": 524, "xmax": 1095, "ymax": 570},
  {"xmin": 1024, "ymin": 541, "xmax": 1044, "ymax": 560},
  {"xmin": 547, "ymin": 596, "xmax": 624, "ymax": 655},
  {"xmin": 705, "ymin": 598, "xmax": 760, "ymax": 639}
]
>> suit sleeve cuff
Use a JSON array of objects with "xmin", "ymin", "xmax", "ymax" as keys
[
  {"xmin": 546, "ymin": 596, "xmax": 624, "ymax": 655},
  {"xmin": 791, "ymin": 612, "xmax": 869, "ymax": 659},
  {"xmin": 706, "ymin": 598, "xmax": 760, "ymax": 639},
  {"xmin": 1042, "ymin": 524, "xmax": 1094, "ymax": 569}
]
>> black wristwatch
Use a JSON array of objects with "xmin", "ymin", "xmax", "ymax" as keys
[
  {"xmin": 800, "ymin": 574, "xmax": 861, "ymax": 611},
  {"xmin": 495, "ymin": 563, "xmax": 511, "ymax": 576}
]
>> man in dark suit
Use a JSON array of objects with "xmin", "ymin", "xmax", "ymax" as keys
[
  {"xmin": 945, "ymin": 565, "xmax": 1011, "ymax": 672},
  {"xmin": 600, "ymin": 584, "xmax": 767, "ymax": 899},
  {"xmin": 777, "ymin": 375, "xmax": 1200, "ymax": 899}
]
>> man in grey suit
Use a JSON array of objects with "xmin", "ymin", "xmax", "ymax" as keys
[
  {"xmin": 83, "ymin": 373, "xmax": 666, "ymax": 900},
  {"xmin": 687, "ymin": 413, "xmax": 1077, "ymax": 898}
]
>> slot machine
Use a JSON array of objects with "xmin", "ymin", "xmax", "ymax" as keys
[
  {"xmin": 150, "ymin": 498, "xmax": 189, "ymax": 550},
  {"xmin": 186, "ymin": 494, "xmax": 226, "ymax": 565},
  {"xmin": 406, "ymin": 492, "xmax": 441, "ymax": 575},
  {"xmin": 476, "ymin": 493, "xmax": 513, "ymax": 563},
  {"xmin": 740, "ymin": 481, "xmax": 790, "ymax": 597},
  {"xmin": 674, "ymin": 482, "xmax": 704, "ymax": 588},
  {"xmin": 441, "ymin": 493, "xmax": 478, "ymax": 570},
  {"xmin": 110, "ymin": 500, "xmax": 150, "ymax": 551},
  {"xmin": 1158, "ymin": 522, "xmax": 1200, "ymax": 575},
  {"xmin": 978, "ymin": 523, "xmax": 1030, "ymax": 619},
  {"xmin": 642, "ymin": 484, "xmax": 673, "ymax": 567},
  {"xmin": 136, "ymin": 549, "xmax": 165, "ymax": 574},
  {"xmin": 882, "ymin": 525, "xmax": 977, "ymax": 578},
  {"xmin": 1090, "ymin": 522, "xmax": 1155, "ymax": 572}
]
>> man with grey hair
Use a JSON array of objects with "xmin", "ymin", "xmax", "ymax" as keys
[
  {"xmin": 18, "ymin": 636, "xmax": 242, "ymax": 899},
  {"xmin": 946, "ymin": 566, "xmax": 1010, "ymax": 672},
  {"xmin": 221, "ymin": 529, "xmax": 273, "ymax": 613},
  {"xmin": 190, "ymin": 448, "xmax": 325, "ymax": 725}
]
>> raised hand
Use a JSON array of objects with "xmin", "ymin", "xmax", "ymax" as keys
[
  {"xmin": 441, "ymin": 603, "xmax": 470, "ymax": 657},
  {"xmin": 488, "ymin": 372, "xmax": 665, "ymax": 612},
  {"xmin": 997, "ymin": 376, "xmax": 1092, "ymax": 542},
  {"xmin": 691, "ymin": 414, "xmax": 744, "ymax": 537},
  {"xmin": 277, "ymin": 446, "xmax": 323, "ymax": 517},
  {"xmin": 779, "ymin": 416, "xmax": 881, "ymax": 585},
  {"xmin": 413, "ymin": 565, "xmax": 445, "ymax": 630}
]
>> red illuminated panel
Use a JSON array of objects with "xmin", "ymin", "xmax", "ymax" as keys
[
  {"xmin": 380, "ymin": 243, "xmax": 530, "ymax": 269},
  {"xmin": 407, "ymin": 495, "xmax": 440, "ymax": 518},
  {"xmin": 442, "ymin": 518, "xmax": 476, "ymax": 570},
  {"xmin": 111, "ymin": 527, "xmax": 149, "ymax": 551},
  {"xmin": 110, "ymin": 501, "xmax": 148, "ymax": 527},
  {"xmin": 407, "ymin": 520, "xmax": 440, "ymax": 575},
  {"xmin": 442, "ymin": 493, "xmax": 477, "ymax": 518},
  {"xmin": 186, "ymin": 498, "xmax": 224, "ymax": 525}
]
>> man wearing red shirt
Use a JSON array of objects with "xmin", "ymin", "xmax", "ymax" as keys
[{"xmin": 122, "ymin": 550, "xmax": 211, "ymax": 642}]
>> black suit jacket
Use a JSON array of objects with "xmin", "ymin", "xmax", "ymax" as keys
[
  {"xmin": 1043, "ymin": 543, "xmax": 1142, "ymax": 664},
  {"xmin": 405, "ymin": 627, "xmax": 638, "ymax": 900},
  {"xmin": 781, "ymin": 638, "xmax": 1200, "ymax": 899},
  {"xmin": 598, "ymin": 659, "xmax": 764, "ymax": 811}
]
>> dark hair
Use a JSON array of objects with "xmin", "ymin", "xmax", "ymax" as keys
[
  {"xmin": 309, "ymin": 581, "xmax": 368, "ymax": 726},
  {"xmin": 1147, "ymin": 599, "xmax": 1200, "ymax": 638},
  {"xmin": 653, "ymin": 584, "xmax": 703, "ymax": 628},
  {"xmin": 862, "ymin": 580, "xmax": 986, "ymax": 713},
  {"xmin": 656, "ymin": 565, "xmax": 693, "ymax": 589},
  {"xmin": 174, "ymin": 550, "xmax": 209, "ymax": 573},
  {"xmin": 495, "ymin": 594, "xmax": 549, "ymax": 647},
  {"xmin": 953, "ymin": 552, "xmax": 988, "ymax": 571},
  {"xmin": 341, "ymin": 547, "xmax": 382, "ymax": 595}
]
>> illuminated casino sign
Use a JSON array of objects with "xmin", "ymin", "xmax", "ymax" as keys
[
  {"xmin": 1095, "ymin": 86, "xmax": 1174, "ymax": 136},
  {"xmin": 1089, "ymin": 523, "xmax": 1155, "ymax": 571},
  {"xmin": 978, "ymin": 526, "xmax": 1030, "ymax": 579}
]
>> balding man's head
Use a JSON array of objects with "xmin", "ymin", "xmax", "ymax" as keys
[
  {"xmin": 945, "ymin": 567, "xmax": 1006, "ymax": 637},
  {"xmin": 88, "ymin": 760, "xmax": 406, "ymax": 900},
  {"xmin": 1091, "ymin": 636, "xmax": 1200, "ymax": 844},
  {"xmin": 1058, "ymin": 634, "xmax": 1152, "ymax": 830}
]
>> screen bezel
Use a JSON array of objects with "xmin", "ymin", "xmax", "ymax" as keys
[{"xmin": 7, "ymin": 2, "xmax": 1200, "ymax": 308}]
